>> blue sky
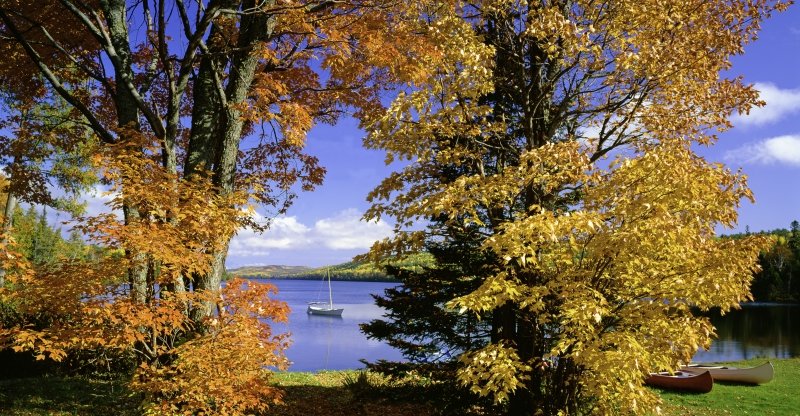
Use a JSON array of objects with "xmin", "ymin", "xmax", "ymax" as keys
[
  {"xmin": 58, "ymin": 5, "xmax": 793, "ymax": 269},
  {"xmin": 227, "ymin": 5, "xmax": 800, "ymax": 268},
  {"xmin": 224, "ymin": 116, "xmax": 397, "ymax": 268},
  {"xmin": 707, "ymin": 5, "xmax": 800, "ymax": 234}
]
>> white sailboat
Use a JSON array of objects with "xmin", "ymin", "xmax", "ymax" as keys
[{"xmin": 307, "ymin": 269, "xmax": 343, "ymax": 316}]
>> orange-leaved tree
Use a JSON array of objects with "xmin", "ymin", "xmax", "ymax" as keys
[
  {"xmin": 0, "ymin": 0, "xmax": 428, "ymax": 412},
  {"xmin": 0, "ymin": 138, "xmax": 290, "ymax": 413},
  {"xmin": 362, "ymin": 0, "xmax": 787, "ymax": 414},
  {"xmin": 0, "ymin": 0, "xmax": 427, "ymax": 314}
]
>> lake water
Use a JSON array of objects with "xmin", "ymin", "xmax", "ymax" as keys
[
  {"xmin": 261, "ymin": 280, "xmax": 800, "ymax": 370},
  {"xmin": 693, "ymin": 303, "xmax": 800, "ymax": 363},
  {"xmin": 258, "ymin": 279, "xmax": 404, "ymax": 371}
]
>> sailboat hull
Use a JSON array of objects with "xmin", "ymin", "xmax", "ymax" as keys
[
  {"xmin": 308, "ymin": 269, "xmax": 344, "ymax": 316},
  {"xmin": 307, "ymin": 305, "xmax": 344, "ymax": 316}
]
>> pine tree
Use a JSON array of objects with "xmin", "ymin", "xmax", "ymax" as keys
[{"xmin": 363, "ymin": 221, "xmax": 492, "ymax": 363}]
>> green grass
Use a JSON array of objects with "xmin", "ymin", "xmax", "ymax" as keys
[
  {"xmin": 265, "ymin": 370, "xmax": 436, "ymax": 416},
  {"xmin": 657, "ymin": 358, "xmax": 800, "ymax": 415},
  {"xmin": 1, "ymin": 359, "xmax": 797, "ymax": 415},
  {"xmin": 0, "ymin": 375, "xmax": 139, "ymax": 416}
]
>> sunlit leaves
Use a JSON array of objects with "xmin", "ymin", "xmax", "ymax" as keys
[
  {"xmin": 132, "ymin": 279, "xmax": 289, "ymax": 416},
  {"xmin": 447, "ymin": 140, "xmax": 769, "ymax": 412},
  {"xmin": 457, "ymin": 343, "xmax": 532, "ymax": 403},
  {"xmin": 0, "ymin": 146, "xmax": 289, "ymax": 414},
  {"xmin": 363, "ymin": 0, "xmax": 785, "ymax": 413}
]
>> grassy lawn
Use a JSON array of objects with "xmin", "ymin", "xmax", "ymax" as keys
[
  {"xmin": 0, "ymin": 370, "xmax": 436, "ymax": 416},
  {"xmin": 0, "ymin": 375, "xmax": 140, "ymax": 416},
  {"xmin": 1, "ymin": 358, "xmax": 797, "ymax": 415},
  {"xmin": 657, "ymin": 358, "xmax": 800, "ymax": 416},
  {"xmin": 264, "ymin": 371, "xmax": 436, "ymax": 416}
]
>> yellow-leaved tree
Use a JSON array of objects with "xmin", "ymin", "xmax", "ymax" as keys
[{"xmin": 363, "ymin": 0, "xmax": 787, "ymax": 414}]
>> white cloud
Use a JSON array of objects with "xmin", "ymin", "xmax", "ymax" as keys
[
  {"xmin": 725, "ymin": 135, "xmax": 800, "ymax": 166},
  {"xmin": 731, "ymin": 83, "xmax": 800, "ymax": 126},
  {"xmin": 227, "ymin": 208, "xmax": 393, "ymax": 258},
  {"xmin": 79, "ymin": 185, "xmax": 118, "ymax": 218},
  {"xmin": 228, "ymin": 216, "xmax": 311, "ymax": 256},
  {"xmin": 314, "ymin": 208, "xmax": 393, "ymax": 249}
]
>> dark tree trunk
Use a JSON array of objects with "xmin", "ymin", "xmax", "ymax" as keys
[
  {"xmin": 190, "ymin": 0, "xmax": 277, "ymax": 320},
  {"xmin": 101, "ymin": 0, "xmax": 150, "ymax": 304}
]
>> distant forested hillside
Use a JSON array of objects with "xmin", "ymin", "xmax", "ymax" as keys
[
  {"xmin": 227, "ymin": 252, "xmax": 434, "ymax": 282},
  {"xmin": 725, "ymin": 221, "xmax": 800, "ymax": 303}
]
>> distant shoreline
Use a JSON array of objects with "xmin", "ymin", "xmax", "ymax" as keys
[
  {"xmin": 233, "ymin": 274, "xmax": 401, "ymax": 283},
  {"xmin": 226, "ymin": 253, "xmax": 432, "ymax": 285}
]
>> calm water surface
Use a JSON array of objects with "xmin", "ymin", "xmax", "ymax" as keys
[
  {"xmin": 261, "ymin": 279, "xmax": 800, "ymax": 369},
  {"xmin": 258, "ymin": 279, "xmax": 403, "ymax": 371},
  {"xmin": 694, "ymin": 303, "xmax": 800, "ymax": 363}
]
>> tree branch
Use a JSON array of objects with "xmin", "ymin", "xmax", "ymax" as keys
[{"xmin": 0, "ymin": 9, "xmax": 116, "ymax": 144}]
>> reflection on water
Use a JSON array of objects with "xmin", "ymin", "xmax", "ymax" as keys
[
  {"xmin": 694, "ymin": 303, "xmax": 800, "ymax": 362},
  {"xmin": 258, "ymin": 279, "xmax": 799, "ymax": 368},
  {"xmin": 256, "ymin": 279, "xmax": 404, "ymax": 371}
]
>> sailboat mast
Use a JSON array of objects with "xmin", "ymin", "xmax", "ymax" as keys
[{"xmin": 327, "ymin": 269, "xmax": 333, "ymax": 308}]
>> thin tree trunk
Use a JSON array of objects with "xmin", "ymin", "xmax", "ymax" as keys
[
  {"xmin": 102, "ymin": 0, "xmax": 149, "ymax": 304},
  {"xmin": 0, "ymin": 189, "xmax": 18, "ymax": 287}
]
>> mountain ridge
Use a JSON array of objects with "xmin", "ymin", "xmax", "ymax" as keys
[{"xmin": 227, "ymin": 253, "xmax": 433, "ymax": 282}]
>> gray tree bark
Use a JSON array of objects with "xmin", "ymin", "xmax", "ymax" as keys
[
  {"xmin": 191, "ymin": 0, "xmax": 277, "ymax": 320},
  {"xmin": 101, "ymin": 0, "xmax": 149, "ymax": 304},
  {"xmin": 0, "ymin": 188, "xmax": 18, "ymax": 287}
]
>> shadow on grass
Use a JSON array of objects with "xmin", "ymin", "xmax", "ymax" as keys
[
  {"xmin": 648, "ymin": 388, "xmax": 711, "ymax": 395},
  {"xmin": 263, "ymin": 384, "xmax": 436, "ymax": 416},
  {"xmin": 0, "ymin": 376, "xmax": 140, "ymax": 416},
  {"xmin": 711, "ymin": 381, "xmax": 762, "ymax": 388}
]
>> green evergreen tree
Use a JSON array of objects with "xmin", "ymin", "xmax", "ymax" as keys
[
  {"xmin": 31, "ymin": 208, "xmax": 57, "ymax": 264},
  {"xmin": 788, "ymin": 221, "xmax": 800, "ymax": 299},
  {"xmin": 746, "ymin": 222, "xmax": 800, "ymax": 302},
  {"xmin": 9, "ymin": 205, "xmax": 88, "ymax": 266},
  {"xmin": 62, "ymin": 230, "xmax": 86, "ymax": 260},
  {"xmin": 789, "ymin": 221, "xmax": 800, "ymax": 258},
  {"xmin": 362, "ymin": 225, "xmax": 492, "ymax": 364},
  {"xmin": 360, "ymin": 220, "xmax": 495, "ymax": 413}
]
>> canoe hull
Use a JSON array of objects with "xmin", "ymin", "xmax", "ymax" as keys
[
  {"xmin": 645, "ymin": 370, "xmax": 713, "ymax": 393},
  {"xmin": 680, "ymin": 361, "xmax": 773, "ymax": 384}
]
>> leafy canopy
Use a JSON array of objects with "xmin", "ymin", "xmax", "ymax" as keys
[{"xmin": 362, "ymin": 0, "xmax": 786, "ymax": 413}]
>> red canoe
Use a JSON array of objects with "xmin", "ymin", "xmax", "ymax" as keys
[{"xmin": 645, "ymin": 370, "xmax": 713, "ymax": 393}]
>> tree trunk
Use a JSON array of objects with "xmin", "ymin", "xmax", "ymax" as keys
[
  {"xmin": 102, "ymin": 0, "xmax": 149, "ymax": 304},
  {"xmin": 508, "ymin": 309, "xmax": 536, "ymax": 416},
  {"xmin": 185, "ymin": 53, "xmax": 223, "ymax": 176},
  {"xmin": 0, "ymin": 190, "xmax": 17, "ymax": 287},
  {"xmin": 192, "ymin": 0, "xmax": 276, "ymax": 320},
  {"xmin": 123, "ymin": 204, "xmax": 148, "ymax": 304}
]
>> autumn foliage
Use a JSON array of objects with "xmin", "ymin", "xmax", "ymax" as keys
[
  {"xmin": 0, "ymin": 138, "xmax": 290, "ymax": 413},
  {"xmin": 0, "ymin": 0, "xmax": 428, "ymax": 412},
  {"xmin": 0, "ymin": 0, "xmax": 792, "ymax": 414},
  {"xmin": 362, "ymin": 0, "xmax": 788, "ymax": 414},
  {"xmin": 131, "ymin": 279, "xmax": 289, "ymax": 415}
]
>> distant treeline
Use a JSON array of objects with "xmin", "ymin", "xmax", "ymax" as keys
[
  {"xmin": 237, "ymin": 272, "xmax": 400, "ymax": 282},
  {"xmin": 227, "ymin": 253, "xmax": 433, "ymax": 283},
  {"xmin": 727, "ymin": 221, "xmax": 800, "ymax": 303},
  {"xmin": 5, "ymin": 205, "xmax": 102, "ymax": 265}
]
